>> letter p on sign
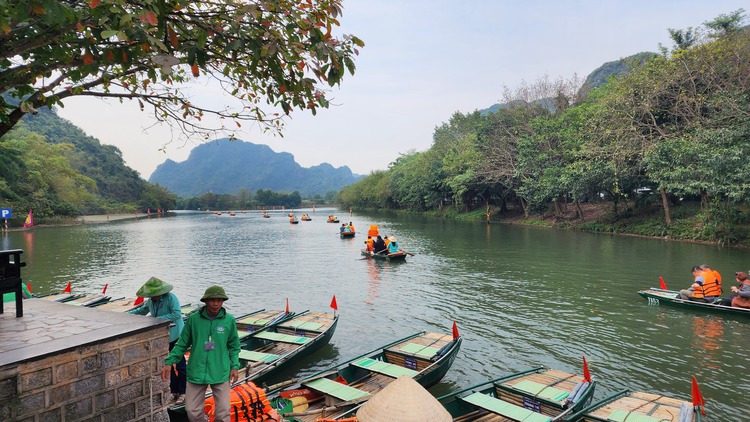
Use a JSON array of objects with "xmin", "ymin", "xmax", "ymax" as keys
[{"xmin": 1, "ymin": 208, "xmax": 12, "ymax": 219}]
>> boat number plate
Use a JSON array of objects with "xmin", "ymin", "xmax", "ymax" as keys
[
  {"xmin": 522, "ymin": 397, "xmax": 542, "ymax": 412},
  {"xmin": 647, "ymin": 297, "xmax": 661, "ymax": 305},
  {"xmin": 404, "ymin": 356, "xmax": 417, "ymax": 370}
]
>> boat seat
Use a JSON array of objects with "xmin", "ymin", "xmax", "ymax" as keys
[
  {"xmin": 353, "ymin": 358, "xmax": 418, "ymax": 378},
  {"xmin": 512, "ymin": 380, "xmax": 570, "ymax": 402},
  {"xmin": 607, "ymin": 409, "xmax": 663, "ymax": 422},
  {"xmin": 237, "ymin": 316, "xmax": 270, "ymax": 325},
  {"xmin": 279, "ymin": 321, "xmax": 324, "ymax": 331},
  {"xmin": 303, "ymin": 378, "xmax": 370, "ymax": 402},
  {"xmin": 237, "ymin": 331, "xmax": 253, "ymax": 341},
  {"xmin": 254, "ymin": 331, "xmax": 310, "ymax": 344},
  {"xmin": 238, "ymin": 350, "xmax": 279, "ymax": 363},
  {"xmin": 398, "ymin": 343, "xmax": 440, "ymax": 358},
  {"xmin": 462, "ymin": 392, "xmax": 553, "ymax": 422}
]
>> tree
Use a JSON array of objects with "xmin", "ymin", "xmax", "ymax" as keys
[{"xmin": 1, "ymin": 0, "xmax": 363, "ymax": 141}]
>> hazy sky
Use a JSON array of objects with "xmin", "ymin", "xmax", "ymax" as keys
[{"xmin": 55, "ymin": 1, "xmax": 747, "ymax": 179}]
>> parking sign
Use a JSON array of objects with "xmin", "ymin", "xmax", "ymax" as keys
[{"xmin": 1, "ymin": 208, "xmax": 12, "ymax": 219}]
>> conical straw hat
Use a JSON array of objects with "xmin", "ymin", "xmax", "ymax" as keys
[{"xmin": 356, "ymin": 375, "xmax": 451, "ymax": 422}]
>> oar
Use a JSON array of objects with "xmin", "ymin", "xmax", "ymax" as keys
[{"xmin": 399, "ymin": 249, "xmax": 415, "ymax": 256}]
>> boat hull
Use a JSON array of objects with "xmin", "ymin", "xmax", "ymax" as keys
[
  {"xmin": 638, "ymin": 288, "xmax": 750, "ymax": 318},
  {"xmin": 569, "ymin": 389, "xmax": 702, "ymax": 422},
  {"xmin": 361, "ymin": 249, "xmax": 407, "ymax": 261}
]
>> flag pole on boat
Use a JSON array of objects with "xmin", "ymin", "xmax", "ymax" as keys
[
  {"xmin": 659, "ymin": 276, "xmax": 667, "ymax": 290},
  {"xmin": 330, "ymin": 294, "xmax": 338, "ymax": 316}
]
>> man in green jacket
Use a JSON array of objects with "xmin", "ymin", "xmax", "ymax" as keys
[{"xmin": 161, "ymin": 285, "xmax": 240, "ymax": 421}]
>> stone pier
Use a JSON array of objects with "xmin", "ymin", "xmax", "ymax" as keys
[{"xmin": 0, "ymin": 299, "xmax": 171, "ymax": 421}]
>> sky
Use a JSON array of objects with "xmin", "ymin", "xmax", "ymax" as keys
[{"xmin": 55, "ymin": 0, "xmax": 749, "ymax": 180}]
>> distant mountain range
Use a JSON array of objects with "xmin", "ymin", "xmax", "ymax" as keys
[{"xmin": 148, "ymin": 139, "xmax": 362, "ymax": 197}]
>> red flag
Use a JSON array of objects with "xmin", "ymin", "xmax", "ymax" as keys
[
  {"xmin": 691, "ymin": 376, "xmax": 706, "ymax": 415},
  {"xmin": 63, "ymin": 281, "xmax": 71, "ymax": 293},
  {"xmin": 659, "ymin": 276, "xmax": 667, "ymax": 290},
  {"xmin": 101, "ymin": 284, "xmax": 108, "ymax": 294},
  {"xmin": 452, "ymin": 321, "xmax": 460, "ymax": 340},
  {"xmin": 133, "ymin": 296, "xmax": 144, "ymax": 306},
  {"xmin": 26, "ymin": 283, "xmax": 32, "ymax": 293},
  {"xmin": 582, "ymin": 355, "xmax": 592, "ymax": 383},
  {"xmin": 330, "ymin": 295, "xmax": 338, "ymax": 310},
  {"xmin": 285, "ymin": 298, "xmax": 290, "ymax": 314},
  {"xmin": 23, "ymin": 209, "xmax": 33, "ymax": 228}
]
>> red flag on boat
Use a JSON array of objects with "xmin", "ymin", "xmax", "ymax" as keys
[
  {"xmin": 285, "ymin": 298, "xmax": 290, "ymax": 314},
  {"xmin": 133, "ymin": 296, "xmax": 144, "ymax": 306},
  {"xmin": 330, "ymin": 295, "xmax": 338, "ymax": 310},
  {"xmin": 26, "ymin": 283, "xmax": 32, "ymax": 293},
  {"xmin": 691, "ymin": 376, "xmax": 706, "ymax": 415},
  {"xmin": 63, "ymin": 281, "xmax": 71, "ymax": 293},
  {"xmin": 101, "ymin": 284, "xmax": 108, "ymax": 294},
  {"xmin": 22, "ymin": 209, "xmax": 33, "ymax": 228},
  {"xmin": 582, "ymin": 355, "xmax": 592, "ymax": 383},
  {"xmin": 659, "ymin": 276, "xmax": 667, "ymax": 290},
  {"xmin": 452, "ymin": 321, "xmax": 460, "ymax": 340}
]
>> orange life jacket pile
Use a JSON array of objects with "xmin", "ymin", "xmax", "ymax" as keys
[{"xmin": 204, "ymin": 382, "xmax": 277, "ymax": 422}]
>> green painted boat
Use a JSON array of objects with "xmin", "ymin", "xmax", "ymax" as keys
[
  {"xmin": 567, "ymin": 388, "xmax": 703, "ymax": 422},
  {"xmin": 270, "ymin": 328, "xmax": 462, "ymax": 422},
  {"xmin": 638, "ymin": 288, "xmax": 750, "ymax": 318},
  {"xmin": 438, "ymin": 365, "xmax": 596, "ymax": 422},
  {"xmin": 361, "ymin": 249, "xmax": 407, "ymax": 261}
]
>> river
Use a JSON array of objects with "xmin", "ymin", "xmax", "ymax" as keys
[{"xmin": 2, "ymin": 209, "xmax": 748, "ymax": 420}]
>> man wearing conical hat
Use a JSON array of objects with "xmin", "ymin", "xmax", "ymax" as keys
[
  {"xmin": 129, "ymin": 277, "xmax": 186, "ymax": 403},
  {"xmin": 162, "ymin": 285, "xmax": 241, "ymax": 422}
]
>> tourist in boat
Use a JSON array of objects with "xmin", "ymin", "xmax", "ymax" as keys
[
  {"xmin": 130, "ymin": 277, "xmax": 186, "ymax": 403},
  {"xmin": 162, "ymin": 285, "xmax": 241, "ymax": 421},
  {"xmin": 678, "ymin": 266, "xmax": 721, "ymax": 302},
  {"xmin": 384, "ymin": 236, "xmax": 390, "ymax": 248},
  {"xmin": 348, "ymin": 221, "xmax": 355, "ymax": 232},
  {"xmin": 719, "ymin": 271, "xmax": 750, "ymax": 308},
  {"xmin": 373, "ymin": 235, "xmax": 387, "ymax": 254},
  {"xmin": 387, "ymin": 236, "xmax": 399, "ymax": 254},
  {"xmin": 364, "ymin": 236, "xmax": 374, "ymax": 252},
  {"xmin": 341, "ymin": 223, "xmax": 350, "ymax": 233},
  {"xmin": 700, "ymin": 264, "xmax": 722, "ymax": 294}
]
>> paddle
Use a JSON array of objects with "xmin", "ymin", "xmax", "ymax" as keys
[{"xmin": 399, "ymin": 249, "xmax": 415, "ymax": 256}]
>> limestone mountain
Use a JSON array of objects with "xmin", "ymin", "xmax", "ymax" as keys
[{"xmin": 148, "ymin": 139, "xmax": 361, "ymax": 197}]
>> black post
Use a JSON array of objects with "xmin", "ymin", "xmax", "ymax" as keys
[{"xmin": 0, "ymin": 249, "xmax": 27, "ymax": 317}]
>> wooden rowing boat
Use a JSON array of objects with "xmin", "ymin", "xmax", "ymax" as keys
[
  {"xmin": 90, "ymin": 297, "xmax": 142, "ymax": 312},
  {"xmin": 290, "ymin": 219, "xmax": 299, "ymax": 224},
  {"xmin": 567, "ymin": 388, "xmax": 703, "ymax": 422},
  {"xmin": 167, "ymin": 307, "xmax": 338, "ymax": 420},
  {"xmin": 438, "ymin": 365, "xmax": 596, "ymax": 421},
  {"xmin": 340, "ymin": 231, "xmax": 355, "ymax": 238},
  {"xmin": 64, "ymin": 293, "xmax": 111, "ymax": 307},
  {"xmin": 361, "ymin": 249, "xmax": 407, "ymax": 261},
  {"xmin": 638, "ymin": 288, "xmax": 750, "ymax": 318},
  {"xmin": 269, "ymin": 328, "xmax": 462, "ymax": 421}
]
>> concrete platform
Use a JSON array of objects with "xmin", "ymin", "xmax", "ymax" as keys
[{"xmin": 0, "ymin": 297, "xmax": 167, "ymax": 367}]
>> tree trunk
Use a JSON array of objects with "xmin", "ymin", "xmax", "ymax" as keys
[
  {"xmin": 553, "ymin": 199, "xmax": 563, "ymax": 218},
  {"xmin": 659, "ymin": 187, "xmax": 672, "ymax": 226},
  {"xmin": 519, "ymin": 197, "xmax": 528, "ymax": 218},
  {"xmin": 575, "ymin": 200, "xmax": 584, "ymax": 220}
]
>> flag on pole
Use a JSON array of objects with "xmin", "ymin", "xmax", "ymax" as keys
[
  {"xmin": 330, "ymin": 295, "xmax": 338, "ymax": 310},
  {"xmin": 582, "ymin": 355, "xmax": 592, "ymax": 383},
  {"xmin": 23, "ymin": 209, "xmax": 33, "ymax": 228},
  {"xmin": 659, "ymin": 276, "xmax": 667, "ymax": 290},
  {"xmin": 133, "ymin": 296, "xmax": 144, "ymax": 306},
  {"xmin": 285, "ymin": 298, "xmax": 290, "ymax": 314},
  {"xmin": 691, "ymin": 376, "xmax": 706, "ymax": 415},
  {"xmin": 26, "ymin": 283, "xmax": 32, "ymax": 293},
  {"xmin": 63, "ymin": 281, "xmax": 71, "ymax": 293},
  {"xmin": 101, "ymin": 284, "xmax": 108, "ymax": 294},
  {"xmin": 452, "ymin": 321, "xmax": 460, "ymax": 340}
]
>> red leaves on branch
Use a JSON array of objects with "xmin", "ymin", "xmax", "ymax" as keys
[
  {"xmin": 191, "ymin": 64, "xmax": 200, "ymax": 77},
  {"xmin": 168, "ymin": 25, "xmax": 179, "ymax": 48},
  {"xmin": 82, "ymin": 52, "xmax": 95, "ymax": 64},
  {"xmin": 140, "ymin": 11, "xmax": 158, "ymax": 26},
  {"xmin": 88, "ymin": 0, "xmax": 101, "ymax": 8}
]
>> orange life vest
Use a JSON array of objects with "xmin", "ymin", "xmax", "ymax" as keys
[
  {"xmin": 699, "ymin": 270, "xmax": 721, "ymax": 297},
  {"xmin": 204, "ymin": 382, "xmax": 274, "ymax": 422}
]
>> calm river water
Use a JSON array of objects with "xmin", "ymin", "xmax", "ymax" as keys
[{"xmin": 3, "ymin": 209, "xmax": 748, "ymax": 420}]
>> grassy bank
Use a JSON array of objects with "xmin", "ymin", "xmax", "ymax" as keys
[{"xmin": 425, "ymin": 200, "xmax": 750, "ymax": 248}]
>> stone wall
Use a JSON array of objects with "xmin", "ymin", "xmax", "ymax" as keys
[{"xmin": 0, "ymin": 325, "xmax": 171, "ymax": 422}]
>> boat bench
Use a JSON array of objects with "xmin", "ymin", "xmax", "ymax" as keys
[
  {"xmin": 353, "ymin": 358, "xmax": 418, "ymax": 378},
  {"xmin": 512, "ymin": 380, "xmax": 570, "ymax": 402},
  {"xmin": 606, "ymin": 409, "xmax": 663, "ymax": 422},
  {"xmin": 397, "ymin": 342, "xmax": 440, "ymax": 359},
  {"xmin": 238, "ymin": 350, "xmax": 279, "ymax": 363},
  {"xmin": 462, "ymin": 392, "xmax": 552, "ymax": 422},
  {"xmin": 278, "ymin": 321, "xmax": 324, "ymax": 331},
  {"xmin": 254, "ymin": 331, "xmax": 310, "ymax": 344},
  {"xmin": 237, "ymin": 316, "xmax": 270, "ymax": 325},
  {"xmin": 303, "ymin": 377, "xmax": 370, "ymax": 402}
]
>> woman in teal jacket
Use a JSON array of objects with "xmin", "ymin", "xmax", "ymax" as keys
[
  {"xmin": 129, "ymin": 277, "xmax": 186, "ymax": 402},
  {"xmin": 162, "ymin": 285, "xmax": 240, "ymax": 422}
]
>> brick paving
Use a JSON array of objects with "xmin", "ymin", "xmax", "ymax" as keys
[{"xmin": 0, "ymin": 298, "xmax": 166, "ymax": 367}]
